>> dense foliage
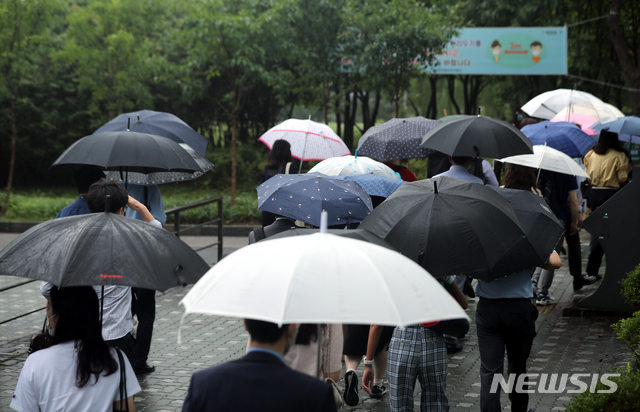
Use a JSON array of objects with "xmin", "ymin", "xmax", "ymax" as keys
[{"xmin": 1, "ymin": 0, "xmax": 638, "ymax": 205}]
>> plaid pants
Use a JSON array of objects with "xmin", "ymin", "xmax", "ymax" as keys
[{"xmin": 388, "ymin": 326, "xmax": 449, "ymax": 412}]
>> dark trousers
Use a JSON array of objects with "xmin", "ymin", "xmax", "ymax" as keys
[
  {"xmin": 586, "ymin": 188, "xmax": 618, "ymax": 277},
  {"xmin": 132, "ymin": 287, "xmax": 156, "ymax": 368},
  {"xmin": 564, "ymin": 222, "xmax": 582, "ymax": 281},
  {"xmin": 107, "ymin": 332, "xmax": 135, "ymax": 368},
  {"xmin": 476, "ymin": 298, "xmax": 537, "ymax": 412}
]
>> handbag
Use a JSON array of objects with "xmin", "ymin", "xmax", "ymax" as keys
[
  {"xmin": 115, "ymin": 348, "xmax": 130, "ymax": 412},
  {"xmin": 28, "ymin": 317, "xmax": 53, "ymax": 355}
]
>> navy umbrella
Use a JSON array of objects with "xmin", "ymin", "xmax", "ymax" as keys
[
  {"xmin": 521, "ymin": 121, "xmax": 595, "ymax": 158},
  {"xmin": 95, "ymin": 110, "xmax": 209, "ymax": 156},
  {"xmin": 257, "ymin": 173, "xmax": 373, "ymax": 227},
  {"xmin": 357, "ymin": 117, "xmax": 439, "ymax": 161}
]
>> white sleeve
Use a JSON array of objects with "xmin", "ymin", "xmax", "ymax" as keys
[
  {"xmin": 147, "ymin": 219, "xmax": 162, "ymax": 228},
  {"xmin": 482, "ymin": 160, "xmax": 500, "ymax": 187},
  {"xmin": 10, "ymin": 358, "xmax": 40, "ymax": 412}
]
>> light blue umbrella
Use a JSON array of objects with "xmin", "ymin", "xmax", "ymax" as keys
[
  {"xmin": 589, "ymin": 116, "xmax": 640, "ymax": 144},
  {"xmin": 332, "ymin": 174, "xmax": 405, "ymax": 198}
]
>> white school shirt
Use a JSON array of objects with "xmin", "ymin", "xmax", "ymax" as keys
[{"xmin": 10, "ymin": 341, "xmax": 141, "ymax": 412}]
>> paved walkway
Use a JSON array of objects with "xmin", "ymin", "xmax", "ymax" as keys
[{"xmin": 0, "ymin": 231, "xmax": 630, "ymax": 411}]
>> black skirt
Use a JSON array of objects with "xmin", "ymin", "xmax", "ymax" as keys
[{"xmin": 342, "ymin": 324, "xmax": 395, "ymax": 356}]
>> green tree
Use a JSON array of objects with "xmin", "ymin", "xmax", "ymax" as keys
[
  {"xmin": 0, "ymin": 0, "xmax": 65, "ymax": 215},
  {"xmin": 181, "ymin": 0, "xmax": 295, "ymax": 204}
]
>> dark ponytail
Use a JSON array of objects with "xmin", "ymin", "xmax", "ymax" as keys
[{"xmin": 50, "ymin": 286, "xmax": 118, "ymax": 387}]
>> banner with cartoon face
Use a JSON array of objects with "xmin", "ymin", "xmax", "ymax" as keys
[{"xmin": 430, "ymin": 27, "xmax": 567, "ymax": 75}]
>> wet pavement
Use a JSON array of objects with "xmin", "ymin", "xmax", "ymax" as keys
[{"xmin": 0, "ymin": 230, "xmax": 630, "ymax": 411}]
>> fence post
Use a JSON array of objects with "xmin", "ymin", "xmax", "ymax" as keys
[
  {"xmin": 175, "ymin": 211, "xmax": 181, "ymax": 239},
  {"xmin": 218, "ymin": 198, "xmax": 223, "ymax": 261}
]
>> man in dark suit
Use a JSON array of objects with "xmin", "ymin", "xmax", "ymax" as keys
[{"xmin": 182, "ymin": 319, "xmax": 336, "ymax": 412}]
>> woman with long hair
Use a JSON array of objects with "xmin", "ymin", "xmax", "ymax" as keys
[
  {"xmin": 584, "ymin": 130, "xmax": 631, "ymax": 279},
  {"xmin": 502, "ymin": 164, "xmax": 541, "ymax": 195},
  {"xmin": 261, "ymin": 139, "xmax": 298, "ymax": 226},
  {"xmin": 11, "ymin": 286, "xmax": 140, "ymax": 412}
]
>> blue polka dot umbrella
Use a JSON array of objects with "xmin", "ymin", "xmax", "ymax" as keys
[{"xmin": 257, "ymin": 173, "xmax": 373, "ymax": 227}]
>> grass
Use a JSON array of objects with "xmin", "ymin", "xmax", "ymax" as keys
[{"xmin": 1, "ymin": 185, "xmax": 262, "ymax": 225}]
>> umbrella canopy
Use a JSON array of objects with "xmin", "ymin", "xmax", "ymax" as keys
[
  {"xmin": 257, "ymin": 173, "xmax": 373, "ymax": 227},
  {"xmin": 420, "ymin": 115, "xmax": 533, "ymax": 158},
  {"xmin": 308, "ymin": 155, "xmax": 401, "ymax": 180},
  {"xmin": 94, "ymin": 110, "xmax": 209, "ymax": 156},
  {"xmin": 486, "ymin": 186, "xmax": 566, "ymax": 276},
  {"xmin": 181, "ymin": 233, "xmax": 467, "ymax": 326},
  {"xmin": 265, "ymin": 227, "xmax": 396, "ymax": 250},
  {"xmin": 521, "ymin": 88, "xmax": 620, "ymax": 121},
  {"xmin": 359, "ymin": 176, "xmax": 527, "ymax": 281},
  {"xmin": 0, "ymin": 213, "xmax": 210, "ymax": 291},
  {"xmin": 332, "ymin": 174, "xmax": 405, "ymax": 198},
  {"xmin": 521, "ymin": 121, "xmax": 595, "ymax": 158},
  {"xmin": 549, "ymin": 111, "xmax": 600, "ymax": 136},
  {"xmin": 104, "ymin": 143, "xmax": 214, "ymax": 185},
  {"xmin": 499, "ymin": 145, "xmax": 590, "ymax": 178},
  {"xmin": 52, "ymin": 131, "xmax": 202, "ymax": 174},
  {"xmin": 356, "ymin": 117, "xmax": 440, "ymax": 161},
  {"xmin": 258, "ymin": 118, "xmax": 350, "ymax": 161},
  {"xmin": 589, "ymin": 116, "xmax": 640, "ymax": 144}
]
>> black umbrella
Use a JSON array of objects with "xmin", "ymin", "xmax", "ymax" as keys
[
  {"xmin": 95, "ymin": 110, "xmax": 209, "ymax": 156},
  {"xmin": 486, "ymin": 186, "xmax": 565, "ymax": 276},
  {"xmin": 104, "ymin": 143, "xmax": 214, "ymax": 185},
  {"xmin": 52, "ymin": 131, "xmax": 202, "ymax": 174},
  {"xmin": 357, "ymin": 117, "xmax": 440, "ymax": 161},
  {"xmin": 358, "ymin": 176, "xmax": 527, "ymax": 280},
  {"xmin": 0, "ymin": 212, "xmax": 210, "ymax": 291},
  {"xmin": 420, "ymin": 115, "xmax": 533, "ymax": 158},
  {"xmin": 264, "ymin": 228, "xmax": 396, "ymax": 250}
]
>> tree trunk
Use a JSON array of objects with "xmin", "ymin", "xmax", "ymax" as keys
[
  {"xmin": 447, "ymin": 77, "xmax": 461, "ymax": 114},
  {"xmin": 608, "ymin": 0, "xmax": 640, "ymax": 115},
  {"xmin": 231, "ymin": 110, "xmax": 237, "ymax": 206},
  {"xmin": 342, "ymin": 91, "xmax": 358, "ymax": 150},
  {"xmin": 426, "ymin": 76, "xmax": 438, "ymax": 119},
  {"xmin": 371, "ymin": 91, "xmax": 380, "ymax": 126},
  {"xmin": 1, "ymin": 95, "xmax": 17, "ymax": 216}
]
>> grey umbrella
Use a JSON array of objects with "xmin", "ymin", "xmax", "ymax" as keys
[
  {"xmin": 357, "ymin": 117, "xmax": 439, "ymax": 161},
  {"xmin": 0, "ymin": 212, "xmax": 209, "ymax": 291}
]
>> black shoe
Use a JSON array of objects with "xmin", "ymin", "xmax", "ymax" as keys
[
  {"xmin": 135, "ymin": 363, "xmax": 156, "ymax": 375},
  {"xmin": 343, "ymin": 370, "xmax": 359, "ymax": 406},
  {"xmin": 446, "ymin": 342, "xmax": 463, "ymax": 354},
  {"xmin": 573, "ymin": 275, "xmax": 597, "ymax": 291},
  {"xmin": 370, "ymin": 384, "xmax": 387, "ymax": 399}
]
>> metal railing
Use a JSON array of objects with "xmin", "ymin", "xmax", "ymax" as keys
[{"xmin": 165, "ymin": 197, "xmax": 223, "ymax": 261}]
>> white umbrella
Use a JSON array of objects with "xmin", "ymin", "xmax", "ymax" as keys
[
  {"xmin": 499, "ymin": 145, "xmax": 590, "ymax": 178},
  {"xmin": 180, "ymin": 232, "xmax": 467, "ymax": 327},
  {"xmin": 522, "ymin": 89, "xmax": 620, "ymax": 121},
  {"xmin": 308, "ymin": 155, "xmax": 401, "ymax": 180},
  {"xmin": 258, "ymin": 118, "xmax": 351, "ymax": 163}
]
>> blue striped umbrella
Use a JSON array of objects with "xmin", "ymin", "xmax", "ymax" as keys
[{"xmin": 521, "ymin": 121, "xmax": 595, "ymax": 158}]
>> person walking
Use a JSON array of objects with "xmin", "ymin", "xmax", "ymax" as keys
[
  {"xmin": 584, "ymin": 130, "xmax": 631, "ymax": 279},
  {"xmin": 11, "ymin": 286, "xmax": 140, "ymax": 412},
  {"xmin": 260, "ymin": 140, "xmax": 298, "ymax": 226}
]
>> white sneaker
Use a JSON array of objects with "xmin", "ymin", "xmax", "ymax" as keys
[{"xmin": 536, "ymin": 293, "xmax": 555, "ymax": 306}]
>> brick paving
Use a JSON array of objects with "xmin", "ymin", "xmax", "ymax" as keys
[{"xmin": 0, "ymin": 231, "xmax": 631, "ymax": 411}]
